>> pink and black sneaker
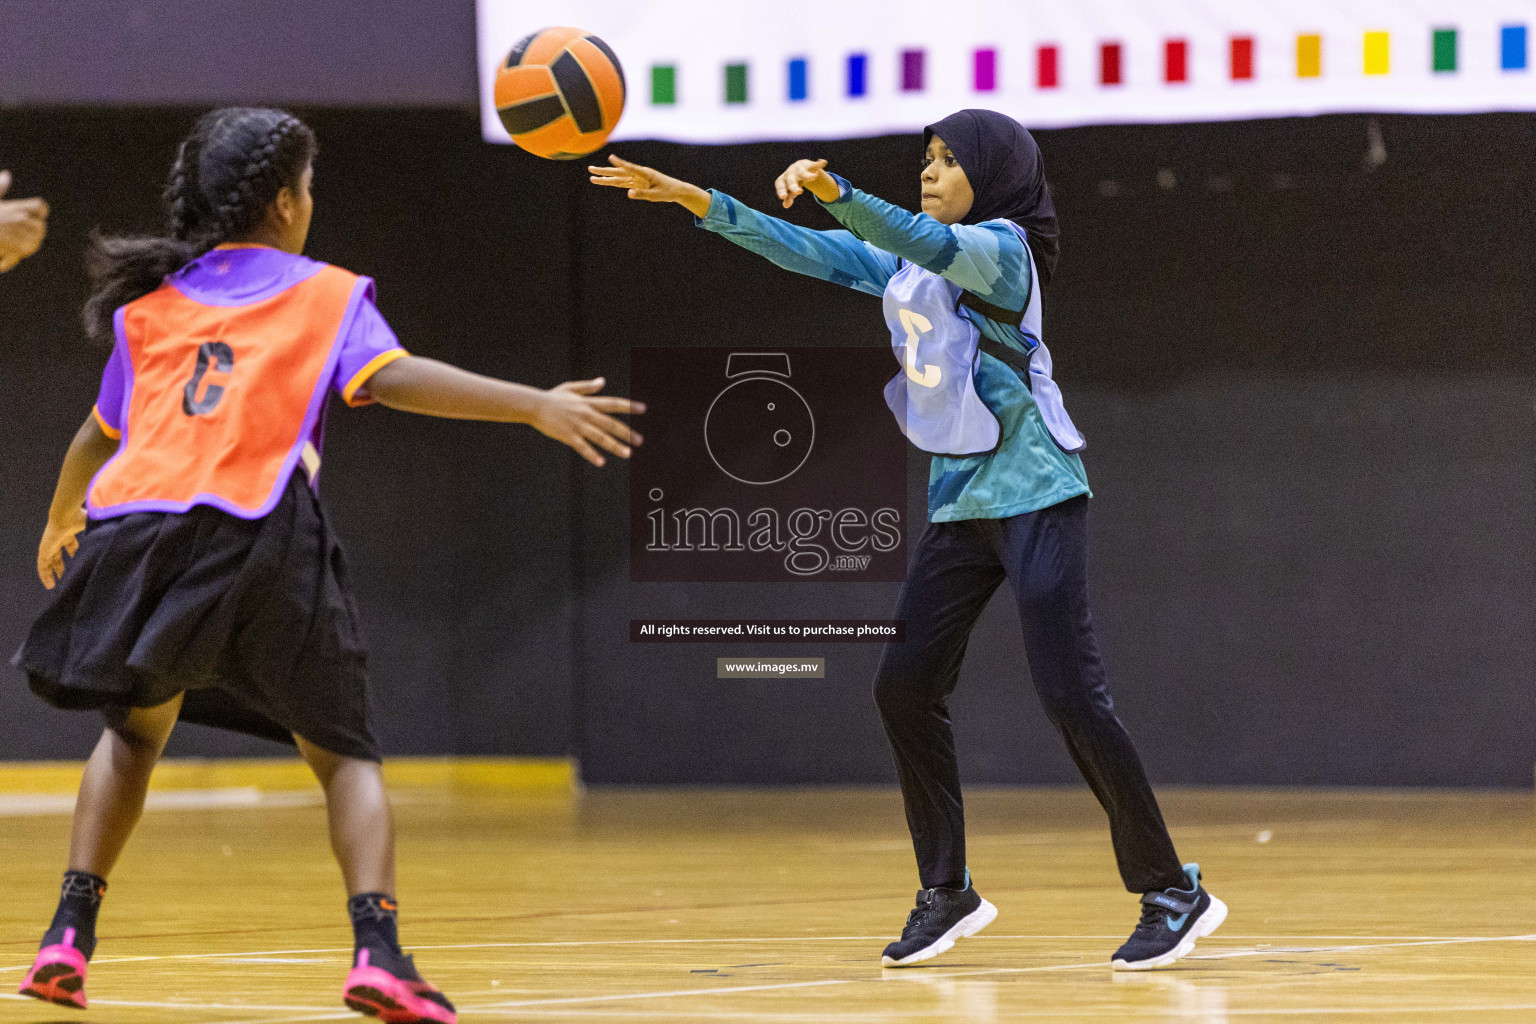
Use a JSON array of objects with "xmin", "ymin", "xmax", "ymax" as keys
[
  {"xmin": 343, "ymin": 948, "xmax": 457, "ymax": 1024},
  {"xmin": 19, "ymin": 926, "xmax": 89, "ymax": 1009}
]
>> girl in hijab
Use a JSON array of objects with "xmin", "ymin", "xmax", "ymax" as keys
[{"xmin": 590, "ymin": 109, "xmax": 1224, "ymax": 971}]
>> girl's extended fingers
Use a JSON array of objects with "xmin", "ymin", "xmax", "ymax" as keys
[
  {"xmin": 571, "ymin": 435, "xmax": 604, "ymax": 466},
  {"xmin": 586, "ymin": 396, "xmax": 644, "ymax": 415},
  {"xmin": 64, "ymin": 535, "xmax": 79, "ymax": 557},
  {"xmin": 587, "ymin": 409, "xmax": 636, "ymax": 443},
  {"xmin": 583, "ymin": 423, "xmax": 631, "ymax": 458}
]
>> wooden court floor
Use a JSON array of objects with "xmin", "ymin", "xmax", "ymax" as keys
[{"xmin": 1, "ymin": 785, "xmax": 1533, "ymax": 1023}]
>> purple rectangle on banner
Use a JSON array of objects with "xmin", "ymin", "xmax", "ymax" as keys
[
  {"xmin": 901, "ymin": 49, "xmax": 925, "ymax": 91},
  {"xmin": 974, "ymin": 48, "xmax": 997, "ymax": 91}
]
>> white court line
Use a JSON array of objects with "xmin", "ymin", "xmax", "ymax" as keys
[
  {"xmin": 385, "ymin": 1003, "xmax": 1536, "ymax": 1021},
  {"xmin": 0, "ymin": 788, "xmax": 321, "ymax": 817},
  {"xmin": 0, "ymin": 992, "xmax": 337, "ymax": 1012},
  {"xmin": 0, "ymin": 933, "xmax": 1527, "ymax": 974}
]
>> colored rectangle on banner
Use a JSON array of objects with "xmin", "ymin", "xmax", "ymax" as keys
[
  {"xmin": 725, "ymin": 63, "xmax": 748, "ymax": 103},
  {"xmin": 788, "ymin": 57, "xmax": 808, "ymax": 100},
  {"xmin": 1502, "ymin": 25, "xmax": 1528, "ymax": 70},
  {"xmin": 1038, "ymin": 44, "xmax": 1059, "ymax": 88},
  {"xmin": 651, "ymin": 64, "xmax": 676, "ymax": 105},
  {"xmin": 1166, "ymin": 39, "xmax": 1188, "ymax": 82},
  {"xmin": 974, "ymin": 48, "xmax": 997, "ymax": 91},
  {"xmin": 847, "ymin": 52, "xmax": 868, "ymax": 96},
  {"xmin": 1364, "ymin": 31, "xmax": 1389, "ymax": 75},
  {"xmin": 1101, "ymin": 42, "xmax": 1122, "ymax": 85},
  {"xmin": 901, "ymin": 49, "xmax": 925, "ymax": 91},
  {"xmin": 1432, "ymin": 29, "xmax": 1457, "ymax": 72},
  {"xmin": 1297, "ymin": 33, "xmax": 1322, "ymax": 77},
  {"xmin": 1231, "ymin": 36, "xmax": 1254, "ymax": 80}
]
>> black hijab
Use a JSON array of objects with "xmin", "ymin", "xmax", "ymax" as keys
[{"xmin": 923, "ymin": 109, "xmax": 1059, "ymax": 287}]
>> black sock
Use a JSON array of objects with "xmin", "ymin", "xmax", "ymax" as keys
[
  {"xmin": 41, "ymin": 870, "xmax": 107, "ymax": 960},
  {"xmin": 348, "ymin": 892, "xmax": 419, "ymax": 979}
]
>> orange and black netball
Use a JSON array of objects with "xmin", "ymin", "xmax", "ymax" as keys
[{"xmin": 494, "ymin": 27, "xmax": 626, "ymax": 160}]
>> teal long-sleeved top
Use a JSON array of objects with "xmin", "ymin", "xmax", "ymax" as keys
[{"xmin": 696, "ymin": 174, "xmax": 1089, "ymax": 522}]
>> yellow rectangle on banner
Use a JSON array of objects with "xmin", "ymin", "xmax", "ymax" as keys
[
  {"xmin": 1297, "ymin": 34, "xmax": 1322, "ymax": 78},
  {"xmin": 1364, "ymin": 31, "xmax": 1390, "ymax": 75}
]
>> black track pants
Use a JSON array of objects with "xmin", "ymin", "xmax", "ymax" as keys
[{"xmin": 872, "ymin": 495, "xmax": 1185, "ymax": 894}]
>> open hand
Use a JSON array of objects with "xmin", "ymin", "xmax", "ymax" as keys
[
  {"xmin": 589, "ymin": 155, "xmax": 687, "ymax": 203},
  {"xmin": 37, "ymin": 505, "xmax": 86, "ymax": 588},
  {"xmin": 774, "ymin": 158, "xmax": 838, "ymax": 209},
  {"xmin": 589, "ymin": 155, "xmax": 712, "ymax": 217},
  {"xmin": 532, "ymin": 377, "xmax": 645, "ymax": 467},
  {"xmin": 0, "ymin": 171, "xmax": 48, "ymax": 272}
]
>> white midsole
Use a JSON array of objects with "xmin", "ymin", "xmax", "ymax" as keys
[
  {"xmin": 882, "ymin": 898, "xmax": 999, "ymax": 967},
  {"xmin": 1111, "ymin": 894, "xmax": 1229, "ymax": 971}
]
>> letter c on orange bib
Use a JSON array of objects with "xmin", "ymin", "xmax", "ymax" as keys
[
  {"xmin": 89, "ymin": 265, "xmax": 364, "ymax": 519},
  {"xmin": 182, "ymin": 341, "xmax": 235, "ymax": 416},
  {"xmin": 495, "ymin": 27, "xmax": 626, "ymax": 159}
]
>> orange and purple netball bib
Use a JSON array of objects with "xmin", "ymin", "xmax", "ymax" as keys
[{"xmin": 87, "ymin": 245, "xmax": 407, "ymax": 520}]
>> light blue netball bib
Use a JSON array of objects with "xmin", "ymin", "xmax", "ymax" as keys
[{"xmin": 881, "ymin": 227, "xmax": 1084, "ymax": 457}]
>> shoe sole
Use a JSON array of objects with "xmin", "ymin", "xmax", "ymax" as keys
[
  {"xmin": 345, "ymin": 984, "xmax": 456, "ymax": 1024},
  {"xmin": 1110, "ymin": 895, "xmax": 1228, "ymax": 971},
  {"xmin": 20, "ymin": 961, "xmax": 87, "ymax": 1009},
  {"xmin": 881, "ymin": 898, "xmax": 998, "ymax": 967}
]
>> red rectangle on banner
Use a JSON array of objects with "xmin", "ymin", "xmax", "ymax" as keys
[
  {"xmin": 1231, "ymin": 36, "xmax": 1254, "ymax": 79},
  {"xmin": 1101, "ymin": 42, "xmax": 1122, "ymax": 85},
  {"xmin": 1037, "ymin": 44, "xmax": 1059, "ymax": 88},
  {"xmin": 1165, "ymin": 39, "xmax": 1188, "ymax": 82}
]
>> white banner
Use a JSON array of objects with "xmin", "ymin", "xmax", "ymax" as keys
[{"xmin": 477, "ymin": 0, "xmax": 1536, "ymax": 144}]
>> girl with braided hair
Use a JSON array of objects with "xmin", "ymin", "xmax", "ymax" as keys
[{"xmin": 15, "ymin": 107, "xmax": 641, "ymax": 1024}]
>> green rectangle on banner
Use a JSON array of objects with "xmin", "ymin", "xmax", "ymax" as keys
[
  {"xmin": 651, "ymin": 64, "xmax": 676, "ymax": 104},
  {"xmin": 1432, "ymin": 28, "xmax": 1457, "ymax": 72},
  {"xmin": 725, "ymin": 63, "xmax": 748, "ymax": 103}
]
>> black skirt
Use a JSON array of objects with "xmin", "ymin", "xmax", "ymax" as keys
[{"xmin": 13, "ymin": 472, "xmax": 380, "ymax": 761}]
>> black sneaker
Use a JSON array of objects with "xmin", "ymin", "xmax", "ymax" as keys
[
  {"xmin": 1111, "ymin": 863, "xmax": 1227, "ymax": 971},
  {"xmin": 880, "ymin": 882, "xmax": 998, "ymax": 967}
]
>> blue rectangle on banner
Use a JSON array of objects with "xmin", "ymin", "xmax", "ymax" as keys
[
  {"xmin": 847, "ymin": 52, "xmax": 867, "ymax": 96},
  {"xmin": 789, "ymin": 57, "xmax": 808, "ymax": 100},
  {"xmin": 1502, "ymin": 25, "xmax": 1527, "ymax": 69}
]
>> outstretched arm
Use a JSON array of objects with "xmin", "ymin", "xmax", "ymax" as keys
[
  {"xmin": 366, "ymin": 356, "xmax": 643, "ymax": 468},
  {"xmin": 37, "ymin": 415, "xmax": 118, "ymax": 588},
  {"xmin": 776, "ymin": 159, "xmax": 1030, "ymax": 309},
  {"xmin": 589, "ymin": 155, "xmax": 897, "ymax": 296}
]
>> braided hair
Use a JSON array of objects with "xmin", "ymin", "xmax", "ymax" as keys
[{"xmin": 83, "ymin": 108, "xmax": 317, "ymax": 346}]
